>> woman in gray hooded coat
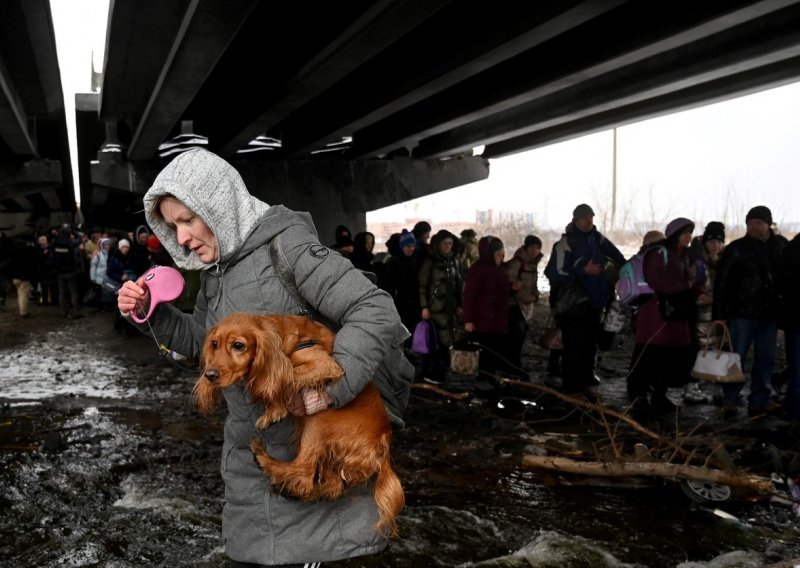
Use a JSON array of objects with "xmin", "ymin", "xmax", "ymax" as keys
[{"xmin": 117, "ymin": 148, "xmax": 412, "ymax": 567}]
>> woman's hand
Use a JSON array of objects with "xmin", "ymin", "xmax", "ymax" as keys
[
  {"xmin": 288, "ymin": 389, "xmax": 334, "ymax": 416},
  {"xmin": 118, "ymin": 277, "xmax": 150, "ymax": 317},
  {"xmin": 421, "ymin": 307, "xmax": 431, "ymax": 320}
]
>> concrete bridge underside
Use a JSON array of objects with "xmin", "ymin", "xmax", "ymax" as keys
[{"xmin": 4, "ymin": 0, "xmax": 800, "ymax": 237}]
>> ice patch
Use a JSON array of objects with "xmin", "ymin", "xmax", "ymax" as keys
[{"xmin": 114, "ymin": 475, "xmax": 198, "ymax": 514}]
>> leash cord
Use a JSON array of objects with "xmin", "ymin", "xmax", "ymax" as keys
[{"xmin": 134, "ymin": 298, "xmax": 198, "ymax": 373}]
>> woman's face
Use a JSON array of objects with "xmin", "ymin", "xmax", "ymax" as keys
[
  {"xmin": 704, "ymin": 239, "xmax": 723, "ymax": 256},
  {"xmin": 439, "ymin": 239, "xmax": 453, "ymax": 256},
  {"xmin": 366, "ymin": 235, "xmax": 375, "ymax": 252},
  {"xmin": 678, "ymin": 228, "xmax": 693, "ymax": 247},
  {"xmin": 158, "ymin": 197, "xmax": 218, "ymax": 264},
  {"xmin": 493, "ymin": 249, "xmax": 505, "ymax": 265}
]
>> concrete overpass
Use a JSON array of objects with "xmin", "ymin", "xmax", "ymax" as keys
[
  {"xmin": 0, "ymin": 0, "xmax": 73, "ymax": 234},
  {"xmin": 6, "ymin": 1, "xmax": 800, "ymax": 238}
]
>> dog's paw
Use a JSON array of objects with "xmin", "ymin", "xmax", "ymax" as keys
[{"xmin": 249, "ymin": 437, "xmax": 266, "ymax": 455}]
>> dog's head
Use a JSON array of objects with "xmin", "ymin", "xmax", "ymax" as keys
[{"xmin": 195, "ymin": 313, "xmax": 294, "ymax": 413}]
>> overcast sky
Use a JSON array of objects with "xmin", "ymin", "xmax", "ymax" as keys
[
  {"xmin": 50, "ymin": 0, "xmax": 800, "ymax": 233},
  {"xmin": 370, "ymin": 81, "xmax": 800, "ymax": 232}
]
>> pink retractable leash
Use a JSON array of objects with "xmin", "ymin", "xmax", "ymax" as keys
[{"xmin": 130, "ymin": 266, "xmax": 185, "ymax": 323}]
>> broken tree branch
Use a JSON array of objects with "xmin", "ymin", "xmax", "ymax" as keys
[{"xmin": 521, "ymin": 455, "xmax": 773, "ymax": 493}]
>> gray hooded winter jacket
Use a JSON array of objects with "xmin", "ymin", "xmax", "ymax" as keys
[{"xmin": 139, "ymin": 148, "xmax": 409, "ymax": 564}]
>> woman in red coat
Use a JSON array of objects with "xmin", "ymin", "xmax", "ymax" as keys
[
  {"xmin": 627, "ymin": 218, "xmax": 704, "ymax": 415},
  {"xmin": 463, "ymin": 236, "xmax": 526, "ymax": 379}
]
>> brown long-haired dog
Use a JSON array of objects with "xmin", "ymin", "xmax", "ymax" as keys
[{"xmin": 197, "ymin": 312, "xmax": 404, "ymax": 537}]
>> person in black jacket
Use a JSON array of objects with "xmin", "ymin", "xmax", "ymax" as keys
[
  {"xmin": 778, "ymin": 233, "xmax": 800, "ymax": 420},
  {"xmin": 712, "ymin": 206, "xmax": 788, "ymax": 417},
  {"xmin": 51, "ymin": 225, "xmax": 83, "ymax": 318},
  {"xmin": 7, "ymin": 239, "xmax": 40, "ymax": 317}
]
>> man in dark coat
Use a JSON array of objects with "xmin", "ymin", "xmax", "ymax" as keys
[
  {"xmin": 51, "ymin": 224, "xmax": 82, "ymax": 318},
  {"xmin": 713, "ymin": 205, "xmax": 788, "ymax": 417},
  {"xmin": 546, "ymin": 204, "xmax": 625, "ymax": 394}
]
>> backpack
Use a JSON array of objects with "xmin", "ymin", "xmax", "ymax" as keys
[
  {"xmin": 616, "ymin": 246, "xmax": 667, "ymax": 305},
  {"xmin": 269, "ymin": 235, "xmax": 414, "ymax": 427}
]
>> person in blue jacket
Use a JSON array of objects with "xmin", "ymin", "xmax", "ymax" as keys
[{"xmin": 546, "ymin": 204, "xmax": 625, "ymax": 394}]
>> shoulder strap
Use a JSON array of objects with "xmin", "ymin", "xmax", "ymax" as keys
[{"xmin": 269, "ymin": 233, "xmax": 340, "ymax": 330}]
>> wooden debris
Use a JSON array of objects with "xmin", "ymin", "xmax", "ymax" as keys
[
  {"xmin": 411, "ymin": 382, "xmax": 471, "ymax": 400},
  {"xmin": 522, "ymin": 455, "xmax": 773, "ymax": 493}
]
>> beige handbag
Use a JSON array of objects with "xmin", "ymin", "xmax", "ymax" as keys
[
  {"xmin": 691, "ymin": 322, "xmax": 745, "ymax": 383},
  {"xmin": 449, "ymin": 344, "xmax": 480, "ymax": 377}
]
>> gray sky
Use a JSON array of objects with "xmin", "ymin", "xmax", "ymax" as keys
[{"xmin": 370, "ymin": 81, "xmax": 800, "ymax": 232}]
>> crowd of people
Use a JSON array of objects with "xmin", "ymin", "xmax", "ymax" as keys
[
  {"xmin": 332, "ymin": 202, "xmax": 798, "ymax": 426},
  {"xmin": 2, "ymin": 200, "xmax": 799, "ymax": 427},
  {"xmin": 0, "ymin": 223, "xmax": 174, "ymax": 334}
]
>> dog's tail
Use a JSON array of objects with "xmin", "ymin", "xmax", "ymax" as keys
[{"xmin": 374, "ymin": 432, "xmax": 404, "ymax": 538}]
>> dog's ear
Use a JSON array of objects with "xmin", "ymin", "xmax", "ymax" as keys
[{"xmin": 248, "ymin": 323, "xmax": 295, "ymax": 404}]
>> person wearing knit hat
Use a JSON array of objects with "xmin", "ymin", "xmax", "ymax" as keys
[
  {"xmin": 746, "ymin": 205, "xmax": 773, "ymax": 226},
  {"xmin": 146, "ymin": 235, "xmax": 160, "ymax": 252},
  {"xmin": 116, "ymin": 149, "xmax": 411, "ymax": 563},
  {"xmin": 702, "ymin": 221, "xmax": 725, "ymax": 244},
  {"xmin": 572, "ymin": 203, "xmax": 595, "ymax": 221},
  {"xmin": 626, "ymin": 216, "xmax": 700, "ymax": 415},
  {"xmin": 398, "ymin": 229, "xmax": 416, "ymax": 251},
  {"xmin": 664, "ymin": 217, "xmax": 694, "ymax": 240},
  {"xmin": 712, "ymin": 204, "xmax": 789, "ymax": 418},
  {"xmin": 118, "ymin": 238, "xmax": 130, "ymax": 250},
  {"xmin": 683, "ymin": 221, "xmax": 728, "ymax": 403}
]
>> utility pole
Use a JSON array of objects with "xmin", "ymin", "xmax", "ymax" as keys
[{"xmin": 611, "ymin": 127, "xmax": 618, "ymax": 232}]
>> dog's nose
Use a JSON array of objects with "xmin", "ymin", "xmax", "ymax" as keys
[{"xmin": 204, "ymin": 368, "xmax": 220, "ymax": 382}]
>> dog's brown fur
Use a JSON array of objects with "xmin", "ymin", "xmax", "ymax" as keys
[{"xmin": 196, "ymin": 312, "xmax": 404, "ymax": 536}]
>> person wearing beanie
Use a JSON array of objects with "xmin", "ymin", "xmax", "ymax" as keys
[
  {"xmin": 546, "ymin": 204, "xmax": 625, "ymax": 394},
  {"xmin": 398, "ymin": 229, "xmax": 416, "ymax": 251},
  {"xmin": 107, "ymin": 236, "xmax": 139, "ymax": 335},
  {"xmin": 115, "ymin": 148, "xmax": 412, "ymax": 564},
  {"xmin": 418, "ymin": 229, "xmax": 462, "ymax": 383},
  {"xmin": 504, "ymin": 235, "xmax": 544, "ymax": 370},
  {"xmin": 685, "ymin": 221, "xmax": 728, "ymax": 404},
  {"xmin": 626, "ymin": 217, "xmax": 702, "ymax": 414},
  {"xmin": 572, "ymin": 203, "xmax": 595, "ymax": 221},
  {"xmin": 745, "ymin": 205, "xmax": 773, "ymax": 226},
  {"xmin": 702, "ymin": 221, "xmax": 725, "ymax": 244},
  {"xmin": 380, "ymin": 229, "xmax": 421, "ymax": 336},
  {"xmin": 713, "ymin": 205, "xmax": 788, "ymax": 418}
]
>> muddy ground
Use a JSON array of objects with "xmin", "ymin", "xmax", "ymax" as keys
[{"xmin": 1, "ymin": 299, "xmax": 799, "ymax": 567}]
